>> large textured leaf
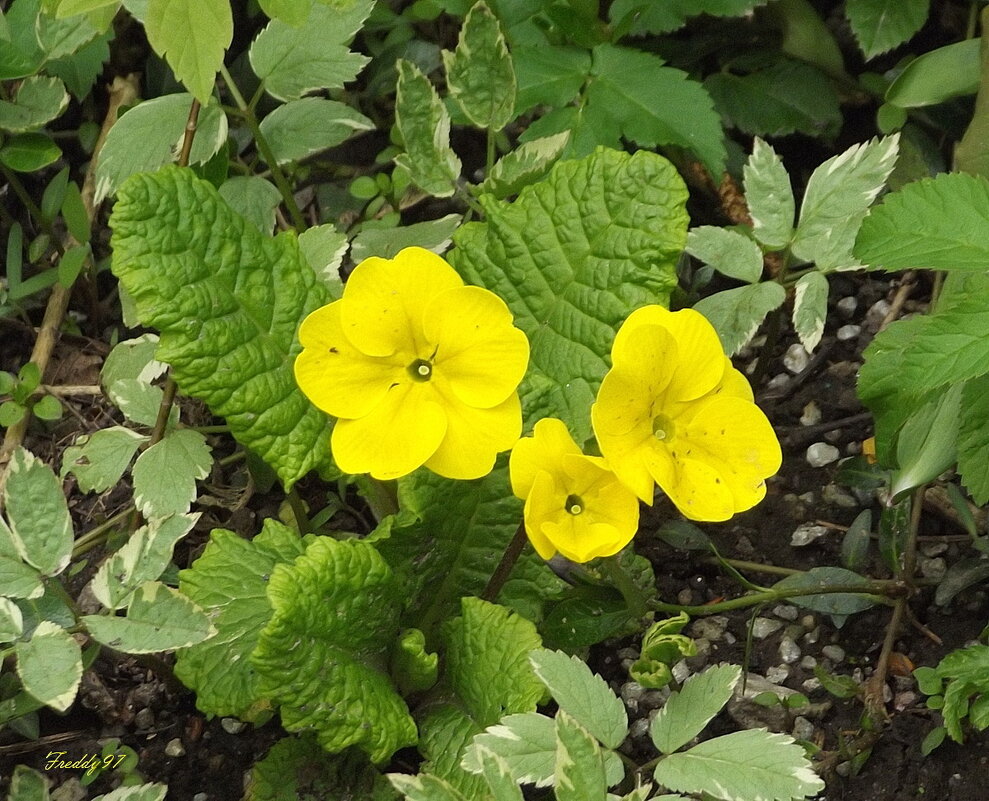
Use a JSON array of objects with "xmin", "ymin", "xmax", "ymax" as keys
[
  {"xmin": 109, "ymin": 167, "xmax": 334, "ymax": 488},
  {"xmin": 145, "ymin": 0, "xmax": 232, "ymax": 103},
  {"xmin": 4, "ymin": 448, "xmax": 73, "ymax": 577},
  {"xmin": 846, "ymin": 0, "xmax": 929, "ymax": 59},
  {"xmin": 448, "ymin": 148, "xmax": 688, "ymax": 442},
  {"xmin": 15, "ymin": 621, "xmax": 82, "ymax": 712},
  {"xmin": 175, "ymin": 521, "xmax": 308, "ymax": 722},
  {"xmin": 252, "ymin": 538, "xmax": 417, "ymax": 763},
  {"xmin": 650, "ymin": 664, "xmax": 740, "ymax": 755}
]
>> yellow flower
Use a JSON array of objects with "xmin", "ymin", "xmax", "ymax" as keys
[
  {"xmin": 509, "ymin": 418, "xmax": 640, "ymax": 563},
  {"xmin": 294, "ymin": 247, "xmax": 529, "ymax": 480},
  {"xmin": 591, "ymin": 306, "xmax": 781, "ymax": 522}
]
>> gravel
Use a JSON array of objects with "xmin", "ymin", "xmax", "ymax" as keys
[
  {"xmin": 806, "ymin": 442, "xmax": 840, "ymax": 467},
  {"xmin": 791, "ymin": 523, "xmax": 829, "ymax": 546},
  {"xmin": 783, "ymin": 343, "xmax": 810, "ymax": 373}
]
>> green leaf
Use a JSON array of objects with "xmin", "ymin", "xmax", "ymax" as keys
[
  {"xmin": 32, "ymin": 395, "xmax": 62, "ymax": 423},
  {"xmin": 792, "ymin": 271, "xmax": 829, "ymax": 353},
  {"xmin": 54, "ymin": 0, "xmax": 118, "ymax": 19},
  {"xmin": 772, "ymin": 567, "xmax": 879, "ymax": 617},
  {"xmin": 686, "ymin": 227, "xmax": 763, "ymax": 284},
  {"xmin": 0, "ymin": 132, "xmax": 61, "ymax": 172},
  {"xmin": 82, "ymin": 581, "xmax": 216, "ymax": 653},
  {"xmin": 109, "ymin": 167, "xmax": 335, "ymax": 488},
  {"xmin": 62, "ymin": 179, "xmax": 90, "ymax": 243},
  {"xmin": 890, "ymin": 384, "xmax": 961, "ymax": 500},
  {"xmin": 94, "ymin": 93, "xmax": 228, "ymax": 202},
  {"xmin": 704, "ymin": 59, "xmax": 841, "ymax": 139},
  {"xmin": 61, "ymin": 425, "xmax": 147, "ymax": 493},
  {"xmin": 462, "ymin": 712, "xmax": 556, "ymax": 787},
  {"xmin": 473, "ymin": 747, "xmax": 524, "ymax": 801},
  {"xmin": 4, "ymin": 448, "xmax": 73, "ymax": 577},
  {"xmin": 259, "ymin": 98, "xmax": 373, "ymax": 165},
  {"xmin": 91, "ymin": 784, "xmax": 168, "ymax": 801},
  {"xmin": 840, "ymin": 509, "xmax": 872, "ymax": 572},
  {"xmin": 512, "ymin": 45, "xmax": 589, "ymax": 113},
  {"xmin": 297, "ymin": 223, "xmax": 348, "ymax": 296},
  {"xmin": 885, "ymin": 39, "xmax": 980, "ymax": 108},
  {"xmin": 744, "ymin": 138, "xmax": 794, "ymax": 250},
  {"xmin": 855, "ymin": 172, "xmax": 989, "ymax": 271},
  {"xmin": 694, "ymin": 282, "xmax": 786, "ymax": 356},
  {"xmin": 0, "ymin": 75, "xmax": 69, "ymax": 133},
  {"xmin": 131, "ymin": 428, "xmax": 212, "ymax": 518},
  {"xmin": 449, "ymin": 147, "xmax": 688, "ymax": 441},
  {"xmin": 792, "ymin": 135, "xmax": 899, "ymax": 271},
  {"xmin": 144, "ymin": 0, "xmax": 232, "ymax": 103},
  {"xmin": 555, "ymin": 712, "xmax": 607, "ymax": 801},
  {"xmin": 8, "ymin": 765, "xmax": 50, "ymax": 801},
  {"xmin": 0, "ymin": 0, "xmax": 45, "ymax": 81},
  {"xmin": 252, "ymin": 538, "xmax": 416, "ymax": 763},
  {"xmin": 443, "ymin": 2, "xmax": 516, "ymax": 130},
  {"xmin": 218, "ymin": 176, "xmax": 283, "ymax": 235},
  {"xmin": 89, "ymin": 514, "xmax": 196, "ymax": 610},
  {"xmin": 175, "ymin": 521, "xmax": 308, "ymax": 721},
  {"xmin": 388, "ymin": 775, "xmax": 467, "ymax": 801},
  {"xmin": 250, "ymin": 0, "xmax": 373, "ymax": 101},
  {"xmin": 101, "ymin": 334, "xmax": 167, "ymax": 388},
  {"xmin": 528, "ymin": 649, "xmax": 627, "ymax": 749},
  {"xmin": 654, "ymin": 729, "xmax": 825, "ymax": 801},
  {"xmin": 480, "ymin": 132, "xmax": 568, "ymax": 199},
  {"xmin": 609, "ymin": 0, "xmax": 765, "ymax": 35},
  {"xmin": 959, "ymin": 376, "xmax": 989, "ymax": 505},
  {"xmin": 846, "ymin": 0, "xmax": 929, "ymax": 59},
  {"xmin": 394, "ymin": 60, "xmax": 461, "ymax": 197},
  {"xmin": 391, "ymin": 628, "xmax": 439, "ymax": 695},
  {"xmin": 36, "ymin": 9, "xmax": 101, "ymax": 57},
  {"xmin": 350, "ymin": 215, "xmax": 461, "ymax": 263},
  {"xmin": 15, "ymin": 620, "xmax": 82, "ymax": 712},
  {"xmin": 0, "ymin": 596, "xmax": 24, "ymax": 642},
  {"xmin": 108, "ymin": 379, "xmax": 175, "ymax": 429},
  {"xmin": 57, "ymin": 243, "xmax": 89, "ymax": 287},
  {"xmin": 257, "ymin": 0, "xmax": 311, "ymax": 25},
  {"xmin": 650, "ymin": 664, "xmax": 740, "ymax": 755},
  {"xmin": 0, "ymin": 555, "xmax": 44, "ymax": 600}
]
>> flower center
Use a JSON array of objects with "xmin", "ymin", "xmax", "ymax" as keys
[
  {"xmin": 407, "ymin": 358, "xmax": 433, "ymax": 382},
  {"xmin": 564, "ymin": 493, "xmax": 584, "ymax": 515},
  {"xmin": 652, "ymin": 413, "xmax": 676, "ymax": 442}
]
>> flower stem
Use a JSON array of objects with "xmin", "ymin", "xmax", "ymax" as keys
[
  {"xmin": 602, "ymin": 555, "xmax": 650, "ymax": 624},
  {"xmin": 482, "ymin": 522, "xmax": 528, "ymax": 602},
  {"xmin": 485, "ymin": 127, "xmax": 496, "ymax": 175}
]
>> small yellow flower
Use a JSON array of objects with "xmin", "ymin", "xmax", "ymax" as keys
[
  {"xmin": 294, "ymin": 247, "xmax": 529, "ymax": 480},
  {"xmin": 591, "ymin": 306, "xmax": 781, "ymax": 522},
  {"xmin": 509, "ymin": 418, "xmax": 640, "ymax": 563}
]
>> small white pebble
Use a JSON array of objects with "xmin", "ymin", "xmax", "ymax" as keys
[
  {"xmin": 792, "ymin": 716, "xmax": 816, "ymax": 741},
  {"xmin": 165, "ymin": 738, "xmax": 186, "ymax": 758},
  {"xmin": 800, "ymin": 655, "xmax": 818, "ymax": 670},
  {"xmin": 221, "ymin": 718, "xmax": 246, "ymax": 734},
  {"xmin": 837, "ymin": 324, "xmax": 861, "ymax": 341},
  {"xmin": 836, "ymin": 296, "xmax": 858, "ymax": 317},
  {"xmin": 822, "ymin": 645, "xmax": 845, "ymax": 663},
  {"xmin": 783, "ymin": 343, "xmax": 810, "ymax": 374},
  {"xmin": 752, "ymin": 618, "xmax": 783, "ymax": 639},
  {"xmin": 779, "ymin": 637, "xmax": 801, "ymax": 664},
  {"xmin": 806, "ymin": 442, "xmax": 840, "ymax": 467},
  {"xmin": 800, "ymin": 401, "xmax": 822, "ymax": 426},
  {"xmin": 791, "ymin": 523, "xmax": 829, "ymax": 547},
  {"xmin": 766, "ymin": 665, "xmax": 791, "ymax": 684},
  {"xmin": 773, "ymin": 604, "xmax": 799, "ymax": 621},
  {"xmin": 767, "ymin": 373, "xmax": 790, "ymax": 391},
  {"xmin": 865, "ymin": 299, "xmax": 891, "ymax": 331},
  {"xmin": 802, "ymin": 678, "xmax": 822, "ymax": 693}
]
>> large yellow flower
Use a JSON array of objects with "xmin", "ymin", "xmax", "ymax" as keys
[
  {"xmin": 510, "ymin": 418, "xmax": 639, "ymax": 563},
  {"xmin": 294, "ymin": 247, "xmax": 529, "ymax": 480},
  {"xmin": 591, "ymin": 306, "xmax": 781, "ymax": 522}
]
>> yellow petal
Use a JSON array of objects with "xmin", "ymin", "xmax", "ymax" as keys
[
  {"xmin": 339, "ymin": 247, "xmax": 463, "ymax": 358},
  {"xmin": 331, "ymin": 384, "xmax": 447, "ymax": 479},
  {"xmin": 510, "ymin": 418, "xmax": 582, "ymax": 499},
  {"xmin": 424, "ymin": 392, "xmax": 522, "ymax": 480},
  {"xmin": 715, "ymin": 359, "xmax": 754, "ymax": 402},
  {"xmin": 523, "ymin": 469, "xmax": 565, "ymax": 560},
  {"xmin": 592, "ymin": 365, "xmax": 659, "ymax": 438},
  {"xmin": 593, "ymin": 425, "xmax": 656, "ymax": 504},
  {"xmin": 662, "ymin": 457, "xmax": 737, "ymax": 522},
  {"xmin": 295, "ymin": 302, "xmax": 404, "ymax": 419}
]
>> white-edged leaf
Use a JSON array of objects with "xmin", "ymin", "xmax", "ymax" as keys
[
  {"xmin": 744, "ymin": 137, "xmax": 794, "ymax": 249},
  {"xmin": 8, "ymin": 765, "xmax": 50, "ymax": 801},
  {"xmin": 481, "ymin": 132, "xmax": 569, "ymax": 199},
  {"xmin": 474, "ymin": 746, "xmax": 524, "ymax": 801},
  {"xmin": 462, "ymin": 712, "xmax": 557, "ymax": 787},
  {"xmin": 0, "ymin": 555, "xmax": 44, "ymax": 600},
  {"xmin": 298, "ymin": 223, "xmax": 348, "ymax": 296},
  {"xmin": 131, "ymin": 428, "xmax": 212, "ymax": 518},
  {"xmin": 650, "ymin": 664, "xmax": 741, "ymax": 755},
  {"xmin": 694, "ymin": 282, "xmax": 786, "ymax": 355},
  {"xmin": 686, "ymin": 226, "xmax": 763, "ymax": 284},
  {"xmin": 15, "ymin": 620, "xmax": 82, "ymax": 712},
  {"xmin": 387, "ymin": 773, "xmax": 469, "ymax": 801},
  {"xmin": 108, "ymin": 379, "xmax": 175, "ymax": 428},
  {"xmin": 0, "ymin": 595, "xmax": 24, "ymax": 641},
  {"xmin": 529, "ymin": 648, "xmax": 628, "ymax": 749},
  {"xmin": 555, "ymin": 711, "xmax": 607, "ymax": 801},
  {"xmin": 91, "ymin": 783, "xmax": 168, "ymax": 801},
  {"xmin": 350, "ymin": 215, "xmax": 461, "ymax": 263},
  {"xmin": 258, "ymin": 97, "xmax": 373, "ymax": 165},
  {"xmin": 4, "ymin": 448, "xmax": 73, "ymax": 577},
  {"xmin": 101, "ymin": 334, "xmax": 167, "ymax": 387},
  {"xmin": 792, "ymin": 271, "xmax": 829, "ymax": 353},
  {"xmin": 0, "ymin": 76, "xmax": 69, "ymax": 133},
  {"xmin": 218, "ymin": 176, "xmax": 283, "ymax": 234},
  {"xmin": 61, "ymin": 426, "xmax": 147, "ymax": 493}
]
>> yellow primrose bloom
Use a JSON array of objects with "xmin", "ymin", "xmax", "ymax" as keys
[
  {"xmin": 591, "ymin": 306, "xmax": 781, "ymax": 522},
  {"xmin": 294, "ymin": 247, "xmax": 529, "ymax": 480},
  {"xmin": 509, "ymin": 418, "xmax": 640, "ymax": 563}
]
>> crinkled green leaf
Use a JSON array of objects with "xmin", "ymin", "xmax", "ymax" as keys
[
  {"xmin": 259, "ymin": 98, "xmax": 373, "ymax": 165},
  {"xmin": 94, "ymin": 94, "xmax": 228, "ymax": 202},
  {"xmin": 744, "ymin": 138, "xmax": 795, "ymax": 249},
  {"xmin": 145, "ymin": 0, "xmax": 232, "ymax": 103},
  {"xmin": 694, "ymin": 282, "xmax": 786, "ymax": 356},
  {"xmin": 443, "ymin": 2, "xmax": 516, "ymax": 130},
  {"xmin": 394, "ymin": 60, "xmax": 461, "ymax": 197},
  {"xmin": 4, "ymin": 448, "xmax": 73, "ymax": 577},
  {"xmin": 686, "ymin": 226, "xmax": 763, "ymax": 284},
  {"xmin": 61, "ymin": 426, "xmax": 147, "ymax": 493},
  {"xmin": 175, "ymin": 521, "xmax": 308, "ymax": 722},
  {"xmin": 480, "ymin": 133, "xmax": 568, "ymax": 199},
  {"xmin": 0, "ymin": 596, "xmax": 24, "ymax": 642},
  {"xmin": 529, "ymin": 649, "xmax": 627, "ymax": 749},
  {"xmin": 555, "ymin": 711, "xmax": 607, "ymax": 801},
  {"xmin": 846, "ymin": 0, "xmax": 929, "ymax": 59},
  {"xmin": 792, "ymin": 270, "xmax": 829, "ymax": 353},
  {"xmin": 8, "ymin": 765, "xmax": 50, "ymax": 801},
  {"xmin": 650, "ymin": 664, "xmax": 740, "ymax": 755},
  {"xmin": 253, "ymin": 538, "xmax": 416, "ymax": 763},
  {"xmin": 15, "ymin": 620, "xmax": 82, "ymax": 712},
  {"xmin": 109, "ymin": 167, "xmax": 335, "ymax": 488},
  {"xmin": 0, "ymin": 76, "xmax": 69, "ymax": 133},
  {"xmin": 250, "ymin": 0, "xmax": 373, "ymax": 101},
  {"xmin": 219, "ymin": 176, "xmax": 284, "ymax": 235},
  {"xmin": 792, "ymin": 135, "xmax": 899, "ymax": 271},
  {"xmin": 653, "ymin": 729, "xmax": 825, "ymax": 801},
  {"xmin": 89, "ymin": 514, "xmax": 197, "ymax": 610},
  {"xmin": 132, "ymin": 428, "xmax": 212, "ymax": 518},
  {"xmin": 449, "ymin": 148, "xmax": 688, "ymax": 441},
  {"xmin": 392, "ymin": 628, "xmax": 439, "ymax": 696},
  {"xmin": 350, "ymin": 215, "xmax": 461, "ymax": 263},
  {"xmin": 959, "ymin": 376, "xmax": 989, "ymax": 505},
  {"xmin": 0, "ymin": 554, "xmax": 44, "ymax": 600}
]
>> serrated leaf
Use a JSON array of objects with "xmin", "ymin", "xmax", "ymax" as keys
[
  {"xmin": 252, "ymin": 538, "xmax": 416, "ymax": 763},
  {"xmin": 250, "ymin": 0, "xmax": 373, "ymax": 101},
  {"xmin": 694, "ymin": 282, "xmax": 786, "ymax": 356},
  {"xmin": 218, "ymin": 176, "xmax": 284, "ymax": 235},
  {"xmin": 259, "ymin": 98, "xmax": 373, "ymax": 165},
  {"xmin": 90, "ymin": 514, "xmax": 197, "ymax": 610},
  {"xmin": 297, "ymin": 223, "xmax": 348, "ymax": 297},
  {"xmin": 959, "ymin": 376, "xmax": 989, "ymax": 505},
  {"xmin": 395, "ymin": 60, "xmax": 461, "ymax": 197},
  {"xmin": 175, "ymin": 521, "xmax": 308, "ymax": 721},
  {"xmin": 350, "ymin": 215, "xmax": 461, "ymax": 264},
  {"xmin": 513, "ymin": 45, "xmax": 589, "ymax": 113},
  {"xmin": 654, "ymin": 729, "xmax": 824, "ymax": 801},
  {"xmin": 555, "ymin": 711, "xmax": 607, "ymax": 801},
  {"xmin": 609, "ymin": 0, "xmax": 765, "ymax": 35},
  {"xmin": 480, "ymin": 133, "xmax": 569, "ymax": 199},
  {"xmin": 82, "ymin": 581, "xmax": 215, "ymax": 653},
  {"xmin": 529, "ymin": 649, "xmax": 627, "ymax": 749},
  {"xmin": 443, "ymin": 2, "xmax": 516, "ymax": 130},
  {"xmin": 792, "ymin": 271, "xmax": 829, "ymax": 353},
  {"xmin": 101, "ymin": 334, "xmax": 167, "ymax": 387},
  {"xmin": 846, "ymin": 0, "xmax": 929, "ymax": 59},
  {"xmin": 61, "ymin": 426, "xmax": 147, "ymax": 493},
  {"xmin": 91, "ymin": 784, "xmax": 168, "ymax": 801},
  {"xmin": 4, "ymin": 448, "xmax": 73, "ymax": 577},
  {"xmin": 792, "ymin": 135, "xmax": 899, "ymax": 271},
  {"xmin": 0, "ymin": 76, "xmax": 69, "ymax": 133},
  {"xmin": 449, "ymin": 147, "xmax": 688, "ymax": 441},
  {"xmin": 108, "ymin": 379, "xmax": 175, "ymax": 428},
  {"xmin": 0, "ymin": 555, "xmax": 44, "ymax": 600},
  {"xmin": 462, "ymin": 713, "xmax": 557, "ymax": 787},
  {"xmin": 650, "ymin": 664, "xmax": 740, "ymax": 754},
  {"xmin": 94, "ymin": 94, "xmax": 228, "ymax": 203},
  {"xmin": 744, "ymin": 138, "xmax": 795, "ymax": 250},
  {"xmin": 686, "ymin": 226, "xmax": 763, "ymax": 284},
  {"xmin": 36, "ymin": 8, "xmax": 101, "ymax": 57},
  {"xmin": 8, "ymin": 765, "xmax": 50, "ymax": 801},
  {"xmin": 144, "ymin": 0, "xmax": 232, "ymax": 103},
  {"xmin": 109, "ymin": 167, "xmax": 335, "ymax": 488},
  {"xmin": 388, "ymin": 774, "xmax": 467, "ymax": 801},
  {"xmin": 0, "ymin": 0, "xmax": 45, "ymax": 81},
  {"xmin": 0, "ymin": 596, "xmax": 24, "ymax": 641},
  {"xmin": 15, "ymin": 620, "xmax": 82, "ymax": 712},
  {"xmin": 474, "ymin": 746, "xmax": 524, "ymax": 801},
  {"xmin": 257, "ymin": 0, "xmax": 310, "ymax": 26},
  {"xmin": 131, "ymin": 428, "xmax": 212, "ymax": 518}
]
